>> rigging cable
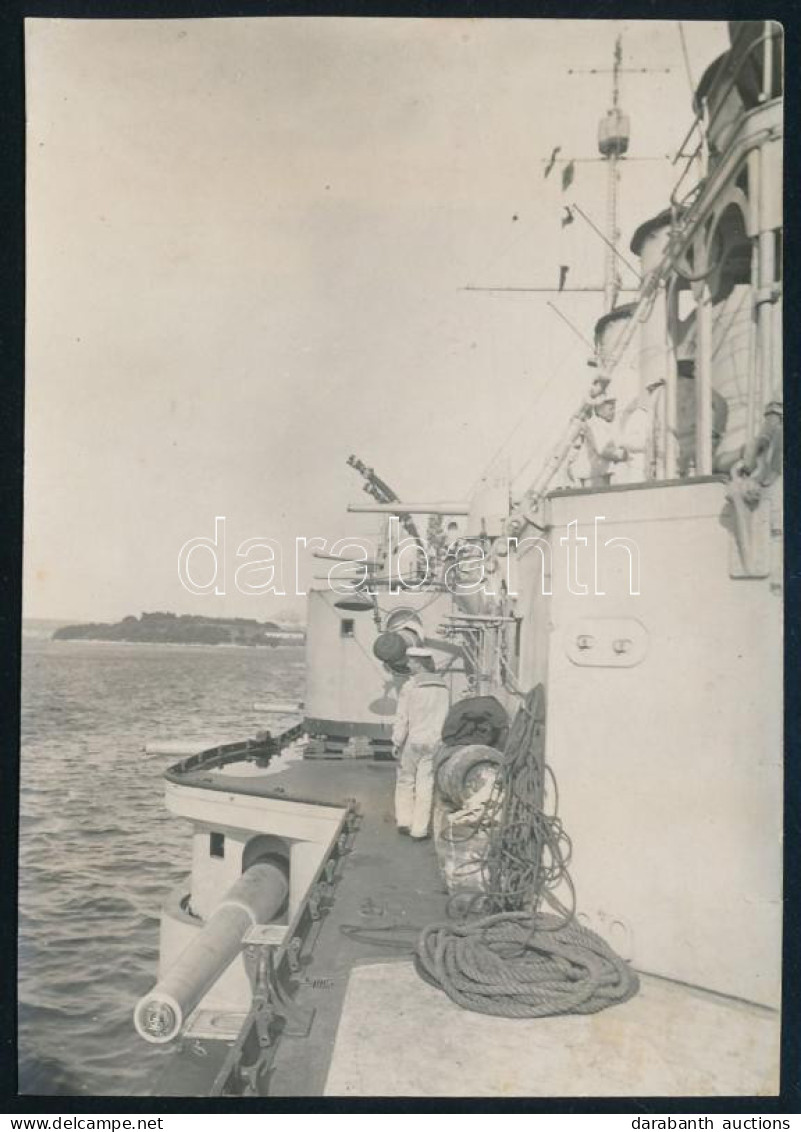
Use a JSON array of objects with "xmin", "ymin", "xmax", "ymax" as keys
[
  {"xmin": 416, "ymin": 686, "xmax": 640, "ymax": 1018},
  {"xmin": 676, "ymin": 23, "xmax": 696, "ymax": 102},
  {"xmin": 470, "ymin": 335, "xmax": 588, "ymax": 494},
  {"xmin": 570, "ymin": 203, "xmax": 643, "ymax": 283}
]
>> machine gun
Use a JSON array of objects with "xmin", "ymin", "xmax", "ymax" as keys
[{"xmin": 346, "ymin": 455, "xmax": 423, "ymax": 546}]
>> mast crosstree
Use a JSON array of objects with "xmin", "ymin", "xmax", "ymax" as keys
[
  {"xmin": 465, "ymin": 35, "xmax": 669, "ymax": 308},
  {"xmin": 568, "ymin": 34, "xmax": 670, "ymax": 312}
]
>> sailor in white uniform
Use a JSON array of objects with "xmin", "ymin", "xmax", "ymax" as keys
[
  {"xmin": 584, "ymin": 394, "xmax": 627, "ymax": 485},
  {"xmin": 392, "ymin": 647, "xmax": 450, "ymax": 839}
]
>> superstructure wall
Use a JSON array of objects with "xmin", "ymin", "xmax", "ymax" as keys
[{"xmin": 516, "ymin": 478, "xmax": 782, "ymax": 1007}]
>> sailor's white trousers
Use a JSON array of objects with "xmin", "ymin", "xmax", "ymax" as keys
[{"xmin": 395, "ymin": 742, "xmax": 435, "ymax": 838}]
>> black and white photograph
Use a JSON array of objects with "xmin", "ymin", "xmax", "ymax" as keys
[{"xmin": 19, "ymin": 17, "xmax": 784, "ymax": 1099}]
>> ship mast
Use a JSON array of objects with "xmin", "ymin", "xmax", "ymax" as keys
[
  {"xmin": 467, "ymin": 35, "xmax": 669, "ymax": 303},
  {"xmin": 570, "ymin": 32, "xmax": 670, "ymax": 313},
  {"xmin": 597, "ymin": 36, "xmax": 630, "ymax": 312}
]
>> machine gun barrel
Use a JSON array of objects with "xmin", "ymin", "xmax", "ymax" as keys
[{"xmin": 134, "ymin": 860, "xmax": 288, "ymax": 1044}]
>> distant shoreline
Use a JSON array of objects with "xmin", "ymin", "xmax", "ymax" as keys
[
  {"xmin": 49, "ymin": 612, "xmax": 306, "ymax": 648},
  {"xmin": 42, "ymin": 637, "xmax": 306, "ymax": 650}
]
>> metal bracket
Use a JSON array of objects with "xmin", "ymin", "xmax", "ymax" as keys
[
  {"xmin": 727, "ymin": 496, "xmax": 771, "ymax": 578},
  {"xmin": 243, "ymin": 923, "xmax": 289, "ymax": 948},
  {"xmin": 308, "ymin": 889, "xmax": 321, "ymax": 921},
  {"xmin": 565, "ymin": 618, "xmax": 648, "ymax": 668},
  {"xmin": 725, "ymin": 475, "xmax": 771, "ymax": 579},
  {"xmin": 183, "ymin": 1009, "xmax": 248, "ymax": 1042},
  {"xmin": 286, "ymin": 936, "xmax": 303, "ymax": 973},
  {"xmin": 754, "ymin": 284, "xmax": 781, "ymax": 307},
  {"xmin": 250, "ymin": 943, "xmax": 315, "ymax": 1042}
]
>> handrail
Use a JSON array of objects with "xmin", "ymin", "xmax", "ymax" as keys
[
  {"xmin": 669, "ymin": 121, "xmax": 776, "ymax": 264},
  {"xmin": 166, "ymin": 722, "xmax": 305, "ymax": 781},
  {"xmin": 485, "ymin": 27, "xmax": 783, "ymax": 532},
  {"xmin": 209, "ymin": 800, "xmax": 358, "ymax": 1095},
  {"xmin": 513, "ymin": 113, "xmax": 780, "ymax": 517},
  {"xmin": 670, "ymin": 24, "xmax": 781, "ymax": 211}
]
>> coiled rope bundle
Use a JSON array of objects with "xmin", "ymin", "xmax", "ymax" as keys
[
  {"xmin": 439, "ymin": 685, "xmax": 573, "ymax": 919},
  {"xmin": 482, "ymin": 685, "xmax": 573, "ymax": 918},
  {"xmin": 416, "ymin": 685, "xmax": 639, "ymax": 1017},
  {"xmin": 417, "ymin": 911, "xmax": 639, "ymax": 1018}
]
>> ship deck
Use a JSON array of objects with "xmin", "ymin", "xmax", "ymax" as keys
[
  {"xmin": 158, "ymin": 751, "xmax": 780, "ymax": 1098},
  {"xmin": 324, "ymin": 961, "xmax": 779, "ymax": 1097},
  {"xmin": 256, "ymin": 757, "xmax": 450, "ymax": 1097}
]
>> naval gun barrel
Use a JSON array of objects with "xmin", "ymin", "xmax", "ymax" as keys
[
  {"xmin": 134, "ymin": 860, "xmax": 288, "ymax": 1044},
  {"xmin": 347, "ymin": 502, "xmax": 469, "ymax": 515}
]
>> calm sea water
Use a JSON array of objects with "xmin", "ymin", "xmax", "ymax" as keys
[{"xmin": 19, "ymin": 636, "xmax": 305, "ymax": 1096}]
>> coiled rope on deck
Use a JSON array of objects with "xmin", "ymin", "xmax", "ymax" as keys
[
  {"xmin": 416, "ymin": 911, "xmax": 639, "ymax": 1018},
  {"xmin": 416, "ymin": 685, "xmax": 639, "ymax": 1017}
]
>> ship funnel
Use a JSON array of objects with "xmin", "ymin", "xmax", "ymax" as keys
[{"xmin": 134, "ymin": 860, "xmax": 288, "ymax": 1044}]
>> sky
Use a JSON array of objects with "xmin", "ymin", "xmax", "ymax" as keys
[{"xmin": 24, "ymin": 17, "xmax": 729, "ymax": 623}]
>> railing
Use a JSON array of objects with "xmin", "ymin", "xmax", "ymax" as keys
[
  {"xmin": 511, "ymin": 24, "xmax": 783, "ymax": 508},
  {"xmin": 671, "ymin": 23, "xmax": 782, "ymax": 214},
  {"xmin": 165, "ymin": 722, "xmax": 306, "ymax": 781},
  {"xmin": 209, "ymin": 800, "xmax": 361, "ymax": 1095}
]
